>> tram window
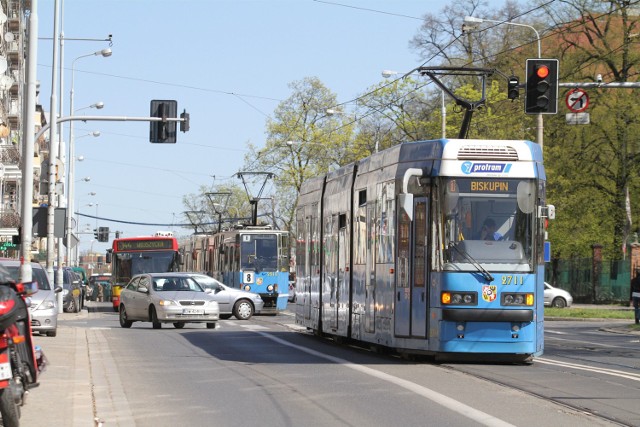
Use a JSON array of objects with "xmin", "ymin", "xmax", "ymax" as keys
[{"xmin": 359, "ymin": 190, "xmax": 366, "ymax": 206}]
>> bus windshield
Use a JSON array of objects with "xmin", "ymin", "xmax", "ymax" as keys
[
  {"xmin": 113, "ymin": 251, "xmax": 178, "ymax": 284},
  {"xmin": 439, "ymin": 177, "xmax": 536, "ymax": 272},
  {"xmin": 240, "ymin": 234, "xmax": 278, "ymax": 272}
]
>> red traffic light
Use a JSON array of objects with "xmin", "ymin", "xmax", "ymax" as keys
[{"xmin": 536, "ymin": 65, "xmax": 550, "ymax": 79}]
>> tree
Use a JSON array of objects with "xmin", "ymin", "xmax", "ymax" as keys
[
  {"xmin": 242, "ymin": 77, "xmax": 350, "ymax": 234},
  {"xmin": 539, "ymin": 0, "xmax": 640, "ymax": 259}
]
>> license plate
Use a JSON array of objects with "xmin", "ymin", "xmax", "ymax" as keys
[
  {"xmin": 0, "ymin": 362, "xmax": 11, "ymax": 381},
  {"xmin": 182, "ymin": 308, "xmax": 204, "ymax": 315}
]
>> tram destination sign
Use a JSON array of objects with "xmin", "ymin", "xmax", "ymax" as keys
[
  {"xmin": 116, "ymin": 239, "xmax": 175, "ymax": 251},
  {"xmin": 453, "ymin": 179, "xmax": 519, "ymax": 194}
]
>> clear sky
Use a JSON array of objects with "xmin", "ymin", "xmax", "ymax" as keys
[{"xmin": 35, "ymin": 0, "xmax": 448, "ymax": 255}]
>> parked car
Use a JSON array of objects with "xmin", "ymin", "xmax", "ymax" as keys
[
  {"xmin": 544, "ymin": 282, "xmax": 573, "ymax": 308},
  {"xmin": 188, "ymin": 273, "xmax": 264, "ymax": 320},
  {"xmin": 0, "ymin": 258, "xmax": 61, "ymax": 337},
  {"xmin": 62, "ymin": 267, "xmax": 84, "ymax": 313},
  {"xmin": 118, "ymin": 272, "xmax": 219, "ymax": 329},
  {"xmin": 72, "ymin": 266, "xmax": 89, "ymax": 303}
]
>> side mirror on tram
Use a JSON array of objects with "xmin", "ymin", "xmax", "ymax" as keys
[{"xmin": 398, "ymin": 193, "xmax": 414, "ymax": 221}]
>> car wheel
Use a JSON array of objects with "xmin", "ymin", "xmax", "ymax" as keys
[
  {"xmin": 233, "ymin": 300, "xmax": 254, "ymax": 320},
  {"xmin": 219, "ymin": 314, "xmax": 232, "ymax": 320},
  {"xmin": 65, "ymin": 298, "xmax": 76, "ymax": 313},
  {"xmin": 119, "ymin": 305, "xmax": 133, "ymax": 328},
  {"xmin": 150, "ymin": 306, "xmax": 162, "ymax": 329},
  {"xmin": 46, "ymin": 330, "xmax": 57, "ymax": 337},
  {"xmin": 551, "ymin": 297, "xmax": 567, "ymax": 308},
  {"xmin": 206, "ymin": 322, "xmax": 216, "ymax": 329},
  {"xmin": 173, "ymin": 322, "xmax": 185, "ymax": 329}
]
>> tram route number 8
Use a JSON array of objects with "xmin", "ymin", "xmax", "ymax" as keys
[{"xmin": 243, "ymin": 271, "xmax": 255, "ymax": 284}]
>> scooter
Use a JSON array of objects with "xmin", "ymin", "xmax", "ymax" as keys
[{"xmin": 0, "ymin": 279, "xmax": 46, "ymax": 427}]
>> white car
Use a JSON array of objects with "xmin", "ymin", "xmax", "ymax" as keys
[
  {"xmin": 188, "ymin": 273, "xmax": 263, "ymax": 320},
  {"xmin": 544, "ymin": 282, "xmax": 573, "ymax": 308},
  {"xmin": 119, "ymin": 273, "xmax": 219, "ymax": 329}
]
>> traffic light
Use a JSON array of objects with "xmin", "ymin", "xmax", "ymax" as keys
[
  {"xmin": 98, "ymin": 226, "xmax": 110, "ymax": 242},
  {"xmin": 525, "ymin": 59, "xmax": 559, "ymax": 114},
  {"xmin": 94, "ymin": 229, "xmax": 99, "ymax": 240},
  {"xmin": 507, "ymin": 75, "xmax": 519, "ymax": 100},
  {"xmin": 180, "ymin": 109, "xmax": 190, "ymax": 132},
  {"xmin": 149, "ymin": 100, "xmax": 177, "ymax": 143}
]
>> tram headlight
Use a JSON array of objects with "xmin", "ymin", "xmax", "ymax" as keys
[
  {"xmin": 441, "ymin": 292, "xmax": 477, "ymax": 306},
  {"xmin": 243, "ymin": 285, "xmax": 251, "ymax": 292},
  {"xmin": 501, "ymin": 293, "xmax": 534, "ymax": 306},
  {"xmin": 267, "ymin": 285, "xmax": 274, "ymax": 292}
]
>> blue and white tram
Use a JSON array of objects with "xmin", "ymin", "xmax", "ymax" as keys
[
  {"xmin": 200, "ymin": 225, "xmax": 290, "ymax": 312},
  {"xmin": 294, "ymin": 139, "xmax": 551, "ymax": 360}
]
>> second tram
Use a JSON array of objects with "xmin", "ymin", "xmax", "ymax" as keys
[
  {"xmin": 182, "ymin": 226, "xmax": 290, "ymax": 312},
  {"xmin": 294, "ymin": 138, "xmax": 552, "ymax": 361}
]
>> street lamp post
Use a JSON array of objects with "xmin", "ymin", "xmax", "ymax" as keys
[
  {"xmin": 65, "ymin": 129, "xmax": 100, "ymax": 267},
  {"xmin": 463, "ymin": 16, "xmax": 543, "ymax": 148},
  {"xmin": 64, "ymin": 47, "xmax": 111, "ymax": 278}
]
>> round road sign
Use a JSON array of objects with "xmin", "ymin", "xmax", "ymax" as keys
[{"xmin": 566, "ymin": 88, "xmax": 589, "ymax": 113}]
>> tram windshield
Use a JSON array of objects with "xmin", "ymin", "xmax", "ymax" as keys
[
  {"xmin": 240, "ymin": 234, "xmax": 278, "ymax": 272},
  {"xmin": 439, "ymin": 177, "xmax": 536, "ymax": 272}
]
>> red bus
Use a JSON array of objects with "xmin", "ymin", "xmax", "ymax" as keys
[{"xmin": 106, "ymin": 233, "xmax": 183, "ymax": 311}]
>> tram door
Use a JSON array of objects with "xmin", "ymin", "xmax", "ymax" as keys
[
  {"xmin": 327, "ymin": 214, "xmax": 340, "ymax": 331},
  {"xmin": 411, "ymin": 198, "xmax": 428, "ymax": 338},
  {"xmin": 394, "ymin": 197, "xmax": 429, "ymax": 338}
]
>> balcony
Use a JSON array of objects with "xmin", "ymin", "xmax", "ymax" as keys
[
  {"xmin": 0, "ymin": 146, "xmax": 20, "ymax": 165},
  {"xmin": 0, "ymin": 211, "xmax": 20, "ymax": 228}
]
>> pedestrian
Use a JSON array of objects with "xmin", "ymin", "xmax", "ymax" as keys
[{"xmin": 631, "ymin": 268, "xmax": 640, "ymax": 325}]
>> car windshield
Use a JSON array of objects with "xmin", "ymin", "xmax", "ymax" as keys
[
  {"xmin": 154, "ymin": 277, "xmax": 203, "ymax": 292},
  {"xmin": 191, "ymin": 275, "xmax": 223, "ymax": 291},
  {"xmin": 3, "ymin": 265, "xmax": 52, "ymax": 291}
]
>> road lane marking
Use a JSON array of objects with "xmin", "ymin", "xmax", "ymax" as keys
[
  {"xmin": 256, "ymin": 331, "xmax": 515, "ymax": 427},
  {"xmin": 536, "ymin": 357, "xmax": 640, "ymax": 381}
]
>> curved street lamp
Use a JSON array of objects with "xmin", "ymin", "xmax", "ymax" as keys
[{"xmin": 65, "ymin": 49, "xmax": 112, "ymax": 270}]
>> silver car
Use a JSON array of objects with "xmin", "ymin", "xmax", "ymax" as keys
[
  {"xmin": 188, "ymin": 273, "xmax": 264, "ymax": 320},
  {"xmin": 0, "ymin": 259, "xmax": 61, "ymax": 337},
  {"xmin": 119, "ymin": 273, "xmax": 219, "ymax": 329},
  {"xmin": 544, "ymin": 282, "xmax": 573, "ymax": 308}
]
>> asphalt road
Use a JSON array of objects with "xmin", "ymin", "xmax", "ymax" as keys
[{"xmin": 17, "ymin": 302, "xmax": 634, "ymax": 427}]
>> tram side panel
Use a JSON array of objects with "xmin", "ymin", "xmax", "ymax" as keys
[
  {"xmin": 295, "ymin": 176, "xmax": 325, "ymax": 332},
  {"xmin": 350, "ymin": 151, "xmax": 402, "ymax": 347},
  {"xmin": 320, "ymin": 165, "xmax": 355, "ymax": 337}
]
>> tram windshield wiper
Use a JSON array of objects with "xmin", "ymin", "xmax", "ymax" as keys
[{"xmin": 449, "ymin": 242, "xmax": 494, "ymax": 282}]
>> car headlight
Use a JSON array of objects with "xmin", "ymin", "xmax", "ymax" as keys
[
  {"xmin": 37, "ymin": 300, "xmax": 56, "ymax": 310},
  {"xmin": 159, "ymin": 300, "xmax": 178, "ymax": 306}
]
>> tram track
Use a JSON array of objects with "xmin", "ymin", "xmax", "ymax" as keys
[{"xmin": 441, "ymin": 362, "xmax": 633, "ymax": 427}]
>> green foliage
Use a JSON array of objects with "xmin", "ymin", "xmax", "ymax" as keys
[{"xmin": 178, "ymin": 0, "xmax": 640, "ymax": 263}]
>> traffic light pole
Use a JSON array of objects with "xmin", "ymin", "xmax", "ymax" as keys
[{"xmin": 33, "ymin": 114, "xmax": 188, "ymax": 290}]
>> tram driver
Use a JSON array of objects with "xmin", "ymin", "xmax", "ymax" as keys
[{"xmin": 476, "ymin": 218, "xmax": 503, "ymax": 241}]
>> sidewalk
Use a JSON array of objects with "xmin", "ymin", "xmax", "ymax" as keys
[{"xmin": 20, "ymin": 307, "xmax": 95, "ymax": 427}]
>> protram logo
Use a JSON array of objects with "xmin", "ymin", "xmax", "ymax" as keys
[{"xmin": 461, "ymin": 161, "xmax": 512, "ymax": 174}]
